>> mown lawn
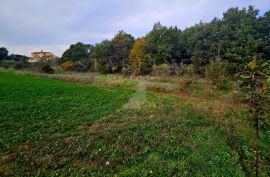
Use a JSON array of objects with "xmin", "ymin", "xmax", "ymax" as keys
[{"xmin": 0, "ymin": 71, "xmax": 269, "ymax": 176}]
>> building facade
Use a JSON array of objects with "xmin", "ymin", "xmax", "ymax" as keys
[{"xmin": 29, "ymin": 50, "xmax": 55, "ymax": 62}]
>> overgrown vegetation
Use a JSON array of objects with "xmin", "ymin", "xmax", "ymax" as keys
[
  {"xmin": 0, "ymin": 5, "xmax": 269, "ymax": 177},
  {"xmin": 237, "ymin": 60, "xmax": 270, "ymax": 177},
  {"xmin": 205, "ymin": 59, "xmax": 230, "ymax": 90},
  {"xmin": 0, "ymin": 69, "xmax": 269, "ymax": 176}
]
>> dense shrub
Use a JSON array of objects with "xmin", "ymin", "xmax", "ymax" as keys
[
  {"xmin": 33, "ymin": 58, "xmax": 55, "ymax": 74},
  {"xmin": 151, "ymin": 63, "xmax": 182, "ymax": 77},
  {"xmin": 96, "ymin": 59, "xmax": 113, "ymax": 74},
  {"xmin": 136, "ymin": 57, "xmax": 153, "ymax": 75},
  {"xmin": 178, "ymin": 77, "xmax": 193, "ymax": 92},
  {"xmin": 186, "ymin": 64, "xmax": 195, "ymax": 76},
  {"xmin": 121, "ymin": 67, "xmax": 132, "ymax": 76},
  {"xmin": 60, "ymin": 61, "xmax": 74, "ymax": 71},
  {"xmin": 130, "ymin": 57, "xmax": 153, "ymax": 75},
  {"xmin": 193, "ymin": 63, "xmax": 206, "ymax": 75},
  {"xmin": 0, "ymin": 61, "xmax": 15, "ymax": 68},
  {"xmin": 205, "ymin": 59, "xmax": 230, "ymax": 89},
  {"xmin": 41, "ymin": 65, "xmax": 55, "ymax": 74},
  {"xmin": 72, "ymin": 60, "xmax": 91, "ymax": 72},
  {"xmin": 14, "ymin": 61, "xmax": 28, "ymax": 70},
  {"xmin": 168, "ymin": 64, "xmax": 182, "ymax": 76},
  {"xmin": 151, "ymin": 64, "xmax": 170, "ymax": 76},
  {"xmin": 54, "ymin": 67, "xmax": 64, "ymax": 74}
]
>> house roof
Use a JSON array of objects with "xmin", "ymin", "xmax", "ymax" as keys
[{"xmin": 31, "ymin": 52, "xmax": 51, "ymax": 54}]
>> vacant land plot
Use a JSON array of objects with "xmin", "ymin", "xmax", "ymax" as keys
[{"xmin": 0, "ymin": 71, "xmax": 269, "ymax": 176}]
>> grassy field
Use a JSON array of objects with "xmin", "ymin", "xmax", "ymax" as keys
[{"xmin": 0, "ymin": 71, "xmax": 269, "ymax": 176}]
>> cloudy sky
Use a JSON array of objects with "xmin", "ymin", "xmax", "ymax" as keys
[{"xmin": 1, "ymin": 0, "xmax": 269, "ymax": 56}]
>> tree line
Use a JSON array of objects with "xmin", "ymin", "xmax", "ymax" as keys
[
  {"xmin": 61, "ymin": 6, "xmax": 269, "ymax": 75},
  {"xmin": 0, "ymin": 47, "xmax": 28, "ymax": 62},
  {"xmin": 1, "ymin": 6, "xmax": 269, "ymax": 76}
]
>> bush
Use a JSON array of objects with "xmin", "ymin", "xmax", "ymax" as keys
[
  {"xmin": 54, "ymin": 67, "xmax": 64, "ymax": 74},
  {"xmin": 135, "ymin": 57, "xmax": 153, "ymax": 75},
  {"xmin": 41, "ymin": 65, "xmax": 55, "ymax": 74},
  {"xmin": 216, "ymin": 75, "xmax": 230, "ymax": 90},
  {"xmin": 121, "ymin": 67, "xmax": 132, "ymax": 76},
  {"xmin": 205, "ymin": 59, "xmax": 230, "ymax": 89},
  {"xmin": 14, "ymin": 61, "xmax": 28, "ymax": 70},
  {"xmin": 168, "ymin": 64, "xmax": 181, "ymax": 76},
  {"xmin": 60, "ymin": 61, "xmax": 74, "ymax": 71},
  {"xmin": 137, "ymin": 60, "xmax": 153, "ymax": 75},
  {"xmin": 60, "ymin": 60, "xmax": 91, "ymax": 72},
  {"xmin": 0, "ymin": 61, "xmax": 15, "ymax": 68},
  {"xmin": 178, "ymin": 77, "xmax": 193, "ymax": 92},
  {"xmin": 151, "ymin": 64, "xmax": 170, "ymax": 76},
  {"xmin": 72, "ymin": 60, "xmax": 91, "ymax": 72},
  {"xmin": 32, "ymin": 59, "xmax": 55, "ymax": 74},
  {"xmin": 186, "ymin": 64, "xmax": 195, "ymax": 76},
  {"xmin": 96, "ymin": 59, "xmax": 113, "ymax": 74}
]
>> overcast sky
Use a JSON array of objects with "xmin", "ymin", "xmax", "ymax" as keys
[{"xmin": 0, "ymin": 0, "xmax": 269, "ymax": 57}]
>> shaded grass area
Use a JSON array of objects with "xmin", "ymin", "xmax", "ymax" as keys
[{"xmin": 0, "ymin": 71, "xmax": 269, "ymax": 176}]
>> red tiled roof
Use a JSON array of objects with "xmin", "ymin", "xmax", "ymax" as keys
[{"xmin": 31, "ymin": 52, "xmax": 51, "ymax": 54}]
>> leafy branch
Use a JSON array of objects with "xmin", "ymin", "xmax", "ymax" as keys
[{"xmin": 237, "ymin": 59, "xmax": 270, "ymax": 177}]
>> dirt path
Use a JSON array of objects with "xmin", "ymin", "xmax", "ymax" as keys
[{"xmin": 122, "ymin": 81, "xmax": 146, "ymax": 109}]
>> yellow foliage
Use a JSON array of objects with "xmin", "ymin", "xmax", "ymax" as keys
[
  {"xmin": 129, "ymin": 38, "xmax": 151, "ymax": 75},
  {"xmin": 60, "ymin": 61, "xmax": 73, "ymax": 71},
  {"xmin": 247, "ymin": 59, "xmax": 256, "ymax": 70},
  {"xmin": 129, "ymin": 38, "xmax": 145, "ymax": 63}
]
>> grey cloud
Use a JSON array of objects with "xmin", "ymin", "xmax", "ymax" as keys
[{"xmin": 0, "ymin": 0, "xmax": 269, "ymax": 56}]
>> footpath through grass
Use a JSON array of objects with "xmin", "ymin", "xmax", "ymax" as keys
[{"xmin": 0, "ymin": 71, "xmax": 269, "ymax": 176}]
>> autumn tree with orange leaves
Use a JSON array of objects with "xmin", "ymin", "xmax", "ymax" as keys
[{"xmin": 129, "ymin": 38, "xmax": 152, "ymax": 75}]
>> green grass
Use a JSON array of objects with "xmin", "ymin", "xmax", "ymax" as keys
[
  {"xmin": 0, "ymin": 72, "xmax": 133, "ymax": 152},
  {"xmin": 0, "ymin": 71, "xmax": 269, "ymax": 176}
]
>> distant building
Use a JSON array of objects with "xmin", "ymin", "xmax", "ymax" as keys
[{"xmin": 29, "ymin": 50, "xmax": 55, "ymax": 62}]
